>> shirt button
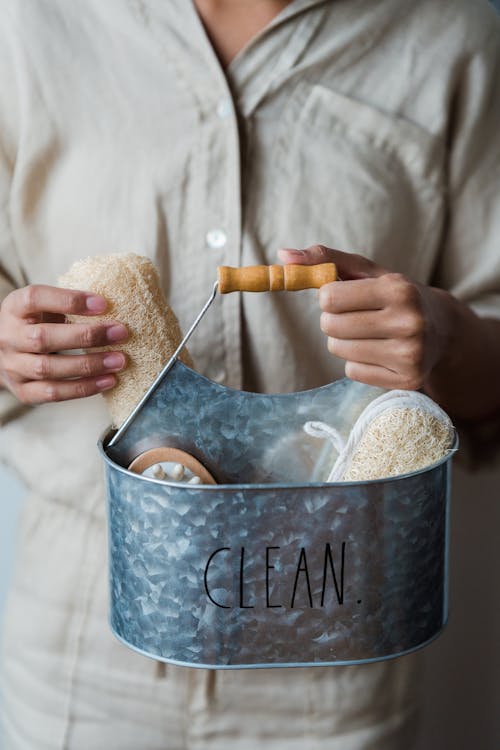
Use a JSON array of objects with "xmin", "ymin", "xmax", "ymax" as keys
[
  {"xmin": 216, "ymin": 97, "xmax": 232, "ymax": 119},
  {"xmin": 206, "ymin": 229, "xmax": 227, "ymax": 249}
]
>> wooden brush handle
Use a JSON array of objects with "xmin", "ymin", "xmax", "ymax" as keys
[{"xmin": 217, "ymin": 263, "xmax": 337, "ymax": 293}]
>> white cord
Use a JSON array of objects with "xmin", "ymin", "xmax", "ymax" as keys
[{"xmin": 304, "ymin": 390, "xmax": 454, "ymax": 482}]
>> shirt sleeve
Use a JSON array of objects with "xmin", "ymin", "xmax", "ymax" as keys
[
  {"xmin": 0, "ymin": 24, "xmax": 31, "ymax": 426},
  {"xmin": 0, "ymin": 160, "xmax": 29, "ymax": 426},
  {"xmin": 0, "ymin": 224, "xmax": 29, "ymax": 426},
  {"xmin": 431, "ymin": 26, "xmax": 500, "ymax": 320}
]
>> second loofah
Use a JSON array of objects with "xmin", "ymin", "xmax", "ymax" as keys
[
  {"xmin": 305, "ymin": 390, "xmax": 456, "ymax": 482},
  {"xmin": 59, "ymin": 253, "xmax": 193, "ymax": 427},
  {"xmin": 342, "ymin": 402, "xmax": 454, "ymax": 480}
]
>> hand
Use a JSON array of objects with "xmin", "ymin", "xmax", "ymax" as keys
[
  {"xmin": 278, "ymin": 245, "xmax": 454, "ymax": 391},
  {"xmin": 0, "ymin": 284, "xmax": 128, "ymax": 405}
]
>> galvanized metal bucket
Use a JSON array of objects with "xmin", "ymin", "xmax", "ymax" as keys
[{"xmin": 99, "ymin": 362, "xmax": 454, "ymax": 669}]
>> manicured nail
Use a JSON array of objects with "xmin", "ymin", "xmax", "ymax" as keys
[
  {"xmin": 85, "ymin": 295, "xmax": 107, "ymax": 313},
  {"xmin": 106, "ymin": 324, "xmax": 128, "ymax": 343},
  {"xmin": 103, "ymin": 353, "xmax": 125, "ymax": 371},
  {"xmin": 96, "ymin": 375, "xmax": 116, "ymax": 390}
]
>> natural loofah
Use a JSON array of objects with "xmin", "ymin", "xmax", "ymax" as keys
[
  {"xmin": 59, "ymin": 253, "xmax": 193, "ymax": 427},
  {"xmin": 305, "ymin": 390, "xmax": 455, "ymax": 481},
  {"xmin": 342, "ymin": 405, "xmax": 454, "ymax": 480}
]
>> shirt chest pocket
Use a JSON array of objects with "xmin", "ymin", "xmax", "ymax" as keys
[{"xmin": 256, "ymin": 83, "xmax": 446, "ymax": 280}]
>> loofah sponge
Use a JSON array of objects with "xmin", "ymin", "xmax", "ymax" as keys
[
  {"xmin": 59, "ymin": 253, "xmax": 193, "ymax": 427},
  {"xmin": 305, "ymin": 390, "xmax": 456, "ymax": 481}
]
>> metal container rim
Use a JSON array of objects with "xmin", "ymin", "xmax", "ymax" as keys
[
  {"xmin": 109, "ymin": 618, "xmax": 449, "ymax": 670},
  {"xmin": 98, "ymin": 429, "xmax": 458, "ymax": 491}
]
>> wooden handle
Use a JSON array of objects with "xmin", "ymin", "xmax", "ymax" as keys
[{"xmin": 217, "ymin": 263, "xmax": 337, "ymax": 293}]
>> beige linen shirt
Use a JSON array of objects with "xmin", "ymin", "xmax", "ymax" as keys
[{"xmin": 0, "ymin": 1, "xmax": 499, "ymax": 749}]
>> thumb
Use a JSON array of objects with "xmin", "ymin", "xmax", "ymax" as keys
[{"xmin": 277, "ymin": 245, "xmax": 387, "ymax": 280}]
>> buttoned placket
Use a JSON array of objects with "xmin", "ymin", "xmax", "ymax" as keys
[
  {"xmin": 156, "ymin": 4, "xmax": 255, "ymax": 390},
  {"xmin": 200, "ymin": 87, "xmax": 243, "ymax": 389},
  {"xmin": 191, "ymin": 2, "xmax": 329, "ymax": 391},
  {"xmin": 129, "ymin": 0, "xmax": 328, "ymax": 390},
  {"xmin": 183, "ymin": 49, "xmax": 244, "ymax": 390},
  {"xmin": 129, "ymin": 0, "xmax": 244, "ymax": 388}
]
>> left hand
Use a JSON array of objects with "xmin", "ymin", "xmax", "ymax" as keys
[{"xmin": 278, "ymin": 245, "xmax": 454, "ymax": 391}]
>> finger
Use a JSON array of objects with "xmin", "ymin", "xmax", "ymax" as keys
[
  {"xmin": 320, "ymin": 310, "xmax": 390, "ymax": 339},
  {"xmin": 326, "ymin": 337, "xmax": 401, "ymax": 370},
  {"xmin": 318, "ymin": 278, "xmax": 388, "ymax": 313},
  {"xmin": 278, "ymin": 245, "xmax": 387, "ymax": 280},
  {"xmin": 20, "ymin": 320, "xmax": 128, "ymax": 354},
  {"xmin": 13, "ymin": 350, "xmax": 127, "ymax": 381},
  {"xmin": 4, "ymin": 285, "xmax": 107, "ymax": 319},
  {"xmin": 320, "ymin": 308, "xmax": 418, "ymax": 339},
  {"xmin": 16, "ymin": 374, "xmax": 118, "ymax": 405},
  {"xmin": 344, "ymin": 361, "xmax": 421, "ymax": 391},
  {"xmin": 321, "ymin": 309, "xmax": 426, "ymax": 342},
  {"xmin": 327, "ymin": 336, "xmax": 425, "ymax": 386}
]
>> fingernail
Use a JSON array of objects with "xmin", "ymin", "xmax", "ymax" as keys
[
  {"xmin": 106, "ymin": 324, "xmax": 128, "ymax": 343},
  {"xmin": 103, "ymin": 353, "xmax": 125, "ymax": 371},
  {"xmin": 86, "ymin": 295, "xmax": 107, "ymax": 313},
  {"xmin": 282, "ymin": 248, "xmax": 306, "ymax": 256},
  {"xmin": 96, "ymin": 375, "xmax": 116, "ymax": 390}
]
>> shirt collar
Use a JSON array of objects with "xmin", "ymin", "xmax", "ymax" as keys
[{"xmin": 130, "ymin": 0, "xmax": 330, "ymax": 115}]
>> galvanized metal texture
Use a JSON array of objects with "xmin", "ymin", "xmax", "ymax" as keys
[
  {"xmin": 100, "ymin": 364, "xmax": 453, "ymax": 668},
  {"xmin": 105, "ymin": 361, "xmax": 383, "ymax": 482}
]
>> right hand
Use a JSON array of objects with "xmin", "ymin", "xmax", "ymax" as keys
[{"xmin": 0, "ymin": 284, "xmax": 128, "ymax": 405}]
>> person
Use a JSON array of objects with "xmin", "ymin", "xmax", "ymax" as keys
[{"xmin": 0, "ymin": 0, "xmax": 499, "ymax": 748}]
